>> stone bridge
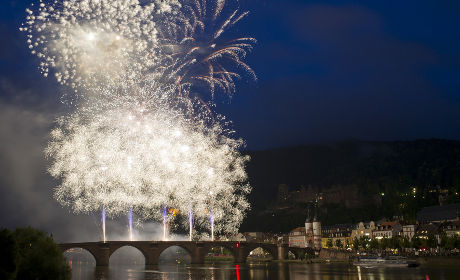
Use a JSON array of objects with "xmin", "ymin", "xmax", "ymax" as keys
[{"xmin": 58, "ymin": 241, "xmax": 313, "ymax": 266}]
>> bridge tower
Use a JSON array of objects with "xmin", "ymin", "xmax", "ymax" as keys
[
  {"xmin": 312, "ymin": 203, "xmax": 321, "ymax": 250},
  {"xmin": 304, "ymin": 206, "xmax": 313, "ymax": 248}
]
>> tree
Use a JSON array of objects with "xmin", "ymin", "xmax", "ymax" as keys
[
  {"xmin": 326, "ymin": 239, "xmax": 333, "ymax": 248},
  {"xmin": 0, "ymin": 229, "xmax": 19, "ymax": 280},
  {"xmin": 379, "ymin": 237, "xmax": 392, "ymax": 250},
  {"xmin": 440, "ymin": 233, "xmax": 448, "ymax": 249},
  {"xmin": 402, "ymin": 237, "xmax": 411, "ymax": 248},
  {"xmin": 427, "ymin": 234, "xmax": 437, "ymax": 249},
  {"xmin": 359, "ymin": 236, "xmax": 369, "ymax": 249},
  {"xmin": 353, "ymin": 238, "xmax": 360, "ymax": 250},
  {"xmin": 455, "ymin": 235, "xmax": 460, "ymax": 249},
  {"xmin": 369, "ymin": 238, "xmax": 379, "ymax": 250},
  {"xmin": 335, "ymin": 239, "xmax": 343, "ymax": 249},
  {"xmin": 411, "ymin": 236, "xmax": 422, "ymax": 250},
  {"xmin": 14, "ymin": 227, "xmax": 70, "ymax": 280},
  {"xmin": 390, "ymin": 236, "xmax": 401, "ymax": 249}
]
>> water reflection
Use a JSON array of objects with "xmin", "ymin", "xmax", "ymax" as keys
[{"xmin": 67, "ymin": 260, "xmax": 460, "ymax": 280}]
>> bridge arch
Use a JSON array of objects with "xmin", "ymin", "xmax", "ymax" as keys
[
  {"xmin": 59, "ymin": 244, "xmax": 108, "ymax": 266},
  {"xmin": 109, "ymin": 245, "xmax": 146, "ymax": 265},
  {"xmin": 158, "ymin": 244, "xmax": 193, "ymax": 257},
  {"xmin": 203, "ymin": 244, "xmax": 236, "ymax": 262},
  {"xmin": 246, "ymin": 246, "xmax": 275, "ymax": 262},
  {"xmin": 158, "ymin": 245, "xmax": 192, "ymax": 264},
  {"xmin": 63, "ymin": 247, "xmax": 97, "ymax": 264},
  {"xmin": 288, "ymin": 249, "xmax": 301, "ymax": 260}
]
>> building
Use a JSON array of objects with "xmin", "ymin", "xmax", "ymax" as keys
[
  {"xmin": 351, "ymin": 221, "xmax": 376, "ymax": 240},
  {"xmin": 441, "ymin": 221, "xmax": 460, "ymax": 237},
  {"xmin": 416, "ymin": 203, "xmax": 460, "ymax": 223},
  {"xmin": 289, "ymin": 227, "xmax": 307, "ymax": 248},
  {"xmin": 321, "ymin": 224, "xmax": 353, "ymax": 249},
  {"xmin": 415, "ymin": 223, "xmax": 441, "ymax": 243},
  {"xmin": 242, "ymin": 232, "xmax": 276, "ymax": 243},
  {"xmin": 402, "ymin": 224, "xmax": 416, "ymax": 240},
  {"xmin": 373, "ymin": 221, "xmax": 402, "ymax": 239},
  {"xmin": 276, "ymin": 184, "xmax": 381, "ymax": 209},
  {"xmin": 228, "ymin": 233, "xmax": 246, "ymax": 241},
  {"xmin": 290, "ymin": 203, "xmax": 321, "ymax": 250}
]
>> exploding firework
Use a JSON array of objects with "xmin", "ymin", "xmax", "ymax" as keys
[
  {"xmin": 46, "ymin": 105, "xmax": 250, "ymax": 235},
  {"xmin": 21, "ymin": 0, "xmax": 178, "ymax": 93},
  {"xmin": 25, "ymin": 0, "xmax": 255, "ymax": 238},
  {"xmin": 23, "ymin": 0, "xmax": 255, "ymax": 104},
  {"xmin": 159, "ymin": 0, "xmax": 257, "ymax": 98}
]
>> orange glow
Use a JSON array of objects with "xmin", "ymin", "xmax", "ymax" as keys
[{"xmin": 168, "ymin": 208, "xmax": 180, "ymax": 216}]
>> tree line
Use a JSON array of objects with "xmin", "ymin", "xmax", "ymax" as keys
[{"xmin": 0, "ymin": 227, "xmax": 70, "ymax": 280}]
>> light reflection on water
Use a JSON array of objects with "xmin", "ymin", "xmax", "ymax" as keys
[
  {"xmin": 64, "ymin": 247, "xmax": 459, "ymax": 280},
  {"xmin": 68, "ymin": 262, "xmax": 460, "ymax": 280}
]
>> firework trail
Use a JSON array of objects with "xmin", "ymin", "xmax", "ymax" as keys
[
  {"xmin": 128, "ymin": 206, "xmax": 134, "ymax": 241},
  {"xmin": 189, "ymin": 209, "xmax": 194, "ymax": 241},
  {"xmin": 102, "ymin": 205, "xmax": 106, "ymax": 242},
  {"xmin": 209, "ymin": 210, "xmax": 214, "ymax": 241},
  {"xmin": 163, "ymin": 205, "xmax": 168, "ymax": 240}
]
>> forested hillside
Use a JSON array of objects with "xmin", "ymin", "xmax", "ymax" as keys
[{"xmin": 241, "ymin": 139, "xmax": 460, "ymax": 232}]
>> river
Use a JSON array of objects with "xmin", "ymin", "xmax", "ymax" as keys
[{"xmin": 69, "ymin": 261, "xmax": 460, "ymax": 279}]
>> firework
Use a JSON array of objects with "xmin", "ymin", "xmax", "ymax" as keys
[
  {"xmin": 159, "ymin": 0, "xmax": 257, "ymax": 98},
  {"xmin": 46, "ymin": 105, "xmax": 250, "ymax": 235},
  {"xmin": 25, "ymin": 0, "xmax": 255, "ymax": 238},
  {"xmin": 22, "ymin": 0, "xmax": 176, "ymax": 93}
]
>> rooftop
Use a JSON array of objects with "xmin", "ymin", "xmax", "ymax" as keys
[{"xmin": 416, "ymin": 203, "xmax": 460, "ymax": 222}]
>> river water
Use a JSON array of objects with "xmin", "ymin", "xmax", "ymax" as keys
[{"xmin": 69, "ymin": 261, "xmax": 460, "ymax": 280}]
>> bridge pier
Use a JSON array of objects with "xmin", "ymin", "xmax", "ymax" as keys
[
  {"xmin": 277, "ymin": 244, "xmax": 288, "ymax": 260},
  {"xmin": 234, "ymin": 245, "xmax": 248, "ymax": 263},
  {"xmin": 190, "ymin": 243, "xmax": 205, "ymax": 264},
  {"xmin": 144, "ymin": 247, "xmax": 161, "ymax": 266},
  {"xmin": 93, "ymin": 245, "xmax": 110, "ymax": 266}
]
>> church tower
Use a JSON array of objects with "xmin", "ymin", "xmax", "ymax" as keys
[
  {"xmin": 312, "ymin": 203, "xmax": 322, "ymax": 250},
  {"xmin": 305, "ymin": 205, "xmax": 313, "ymax": 248}
]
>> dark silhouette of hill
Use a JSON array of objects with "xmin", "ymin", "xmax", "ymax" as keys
[{"xmin": 241, "ymin": 139, "xmax": 460, "ymax": 232}]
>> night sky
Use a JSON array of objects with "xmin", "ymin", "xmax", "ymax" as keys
[{"xmin": 1, "ymin": 0, "xmax": 460, "ymax": 240}]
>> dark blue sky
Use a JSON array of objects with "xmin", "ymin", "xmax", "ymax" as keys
[
  {"xmin": 0, "ymin": 0, "xmax": 460, "ymax": 242},
  {"xmin": 1, "ymin": 0, "xmax": 460, "ymax": 149}
]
